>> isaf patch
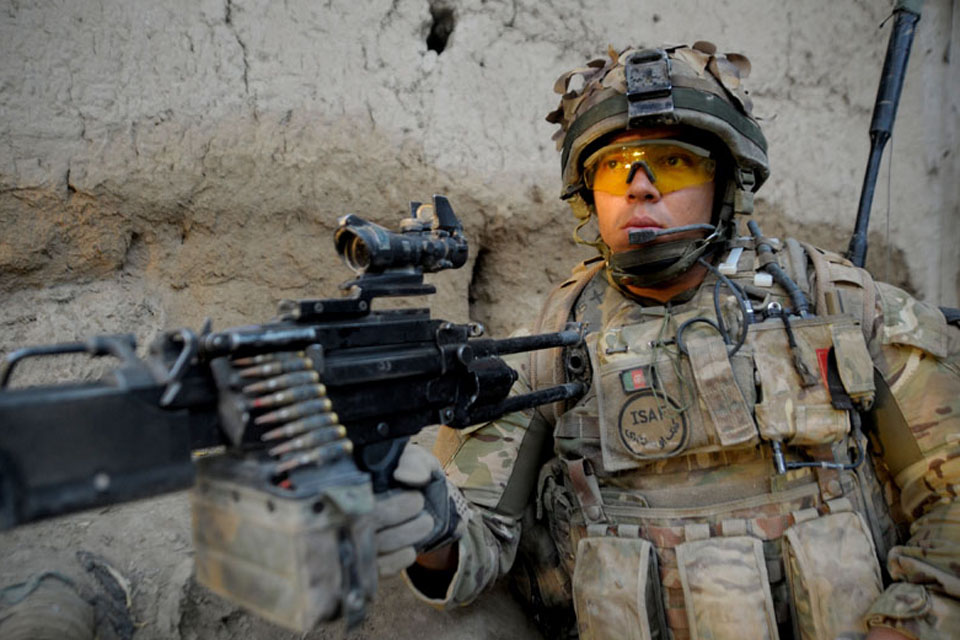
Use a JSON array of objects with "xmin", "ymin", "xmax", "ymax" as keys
[{"xmin": 617, "ymin": 388, "xmax": 688, "ymax": 458}]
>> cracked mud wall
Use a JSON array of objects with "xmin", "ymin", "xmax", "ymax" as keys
[
  {"xmin": 0, "ymin": 1, "xmax": 958, "ymax": 637},
  {"xmin": 2, "ymin": 0, "xmax": 958, "ymax": 363}
]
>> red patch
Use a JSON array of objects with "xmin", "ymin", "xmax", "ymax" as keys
[
  {"xmin": 816, "ymin": 348, "xmax": 830, "ymax": 391},
  {"xmin": 631, "ymin": 368, "xmax": 647, "ymax": 389}
]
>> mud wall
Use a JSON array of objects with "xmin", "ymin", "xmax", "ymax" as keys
[
  {"xmin": 1, "ymin": 1, "xmax": 958, "ymax": 638},
  {"xmin": 2, "ymin": 0, "xmax": 958, "ymax": 369}
]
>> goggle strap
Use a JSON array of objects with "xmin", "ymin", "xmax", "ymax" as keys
[{"xmin": 561, "ymin": 183, "xmax": 585, "ymax": 200}]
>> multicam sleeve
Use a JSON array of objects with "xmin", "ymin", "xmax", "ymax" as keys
[
  {"xmin": 402, "ymin": 350, "xmax": 551, "ymax": 607},
  {"xmin": 864, "ymin": 283, "xmax": 960, "ymax": 638}
]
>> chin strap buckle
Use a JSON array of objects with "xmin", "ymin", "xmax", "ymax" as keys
[
  {"xmin": 733, "ymin": 168, "xmax": 756, "ymax": 215},
  {"xmin": 625, "ymin": 49, "xmax": 677, "ymax": 127}
]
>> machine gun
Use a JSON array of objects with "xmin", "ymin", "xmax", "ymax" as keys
[{"xmin": 0, "ymin": 195, "xmax": 585, "ymax": 630}]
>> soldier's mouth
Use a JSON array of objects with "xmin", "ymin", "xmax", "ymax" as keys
[{"xmin": 623, "ymin": 215, "xmax": 663, "ymax": 231}]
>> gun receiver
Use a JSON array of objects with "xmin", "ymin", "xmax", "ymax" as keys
[{"xmin": 0, "ymin": 195, "xmax": 584, "ymax": 630}]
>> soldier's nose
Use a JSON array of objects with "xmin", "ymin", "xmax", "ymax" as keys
[{"xmin": 625, "ymin": 163, "xmax": 661, "ymax": 202}]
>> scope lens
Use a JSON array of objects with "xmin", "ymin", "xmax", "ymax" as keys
[{"xmin": 344, "ymin": 235, "xmax": 371, "ymax": 272}]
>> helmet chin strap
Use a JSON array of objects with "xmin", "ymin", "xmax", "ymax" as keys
[{"xmin": 607, "ymin": 223, "xmax": 723, "ymax": 288}]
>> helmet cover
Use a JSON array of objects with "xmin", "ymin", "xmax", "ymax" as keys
[{"xmin": 547, "ymin": 42, "xmax": 769, "ymax": 200}]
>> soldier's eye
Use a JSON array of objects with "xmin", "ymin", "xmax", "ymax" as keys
[{"xmin": 664, "ymin": 154, "xmax": 693, "ymax": 168}]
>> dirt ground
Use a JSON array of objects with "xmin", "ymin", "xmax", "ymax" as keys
[{"xmin": 0, "ymin": 498, "xmax": 542, "ymax": 640}]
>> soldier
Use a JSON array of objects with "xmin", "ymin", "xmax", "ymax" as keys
[{"xmin": 374, "ymin": 42, "xmax": 960, "ymax": 639}]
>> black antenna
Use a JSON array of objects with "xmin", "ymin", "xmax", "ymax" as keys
[{"xmin": 846, "ymin": 0, "xmax": 923, "ymax": 268}]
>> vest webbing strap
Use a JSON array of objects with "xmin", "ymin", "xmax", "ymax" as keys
[
  {"xmin": 685, "ymin": 331, "xmax": 757, "ymax": 447},
  {"xmin": 799, "ymin": 240, "xmax": 877, "ymax": 341},
  {"xmin": 530, "ymin": 260, "xmax": 605, "ymax": 425}
]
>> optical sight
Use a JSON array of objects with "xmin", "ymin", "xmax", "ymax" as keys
[{"xmin": 334, "ymin": 195, "xmax": 468, "ymax": 275}]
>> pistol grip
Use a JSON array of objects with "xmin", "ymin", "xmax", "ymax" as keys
[{"xmin": 358, "ymin": 437, "xmax": 409, "ymax": 493}]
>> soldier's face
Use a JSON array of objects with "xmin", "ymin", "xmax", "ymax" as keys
[{"xmin": 592, "ymin": 130, "xmax": 714, "ymax": 254}]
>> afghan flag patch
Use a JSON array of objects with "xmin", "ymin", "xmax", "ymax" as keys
[{"xmin": 621, "ymin": 367, "xmax": 651, "ymax": 392}]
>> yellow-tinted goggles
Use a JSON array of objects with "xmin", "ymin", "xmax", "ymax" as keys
[{"xmin": 583, "ymin": 140, "xmax": 716, "ymax": 197}]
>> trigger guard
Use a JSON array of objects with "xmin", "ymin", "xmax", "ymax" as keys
[{"xmin": 360, "ymin": 437, "xmax": 409, "ymax": 493}]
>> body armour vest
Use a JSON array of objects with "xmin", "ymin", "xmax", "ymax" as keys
[{"xmin": 526, "ymin": 241, "xmax": 906, "ymax": 640}]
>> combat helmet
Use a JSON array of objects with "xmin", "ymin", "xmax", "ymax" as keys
[{"xmin": 546, "ymin": 42, "xmax": 769, "ymax": 287}]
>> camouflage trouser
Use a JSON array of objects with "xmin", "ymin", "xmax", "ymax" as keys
[{"xmin": 530, "ymin": 458, "xmax": 886, "ymax": 640}]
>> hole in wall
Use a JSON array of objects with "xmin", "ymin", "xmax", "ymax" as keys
[
  {"xmin": 467, "ymin": 246, "xmax": 490, "ymax": 309},
  {"xmin": 426, "ymin": 4, "xmax": 455, "ymax": 54}
]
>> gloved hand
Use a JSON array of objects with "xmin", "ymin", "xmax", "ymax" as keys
[{"xmin": 374, "ymin": 443, "xmax": 469, "ymax": 576}]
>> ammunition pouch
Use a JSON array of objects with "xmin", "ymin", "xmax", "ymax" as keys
[
  {"xmin": 676, "ymin": 535, "xmax": 779, "ymax": 640},
  {"xmin": 573, "ymin": 536, "xmax": 667, "ymax": 640},
  {"xmin": 783, "ymin": 506, "xmax": 882, "ymax": 639},
  {"xmin": 191, "ymin": 455, "xmax": 376, "ymax": 632},
  {"xmin": 750, "ymin": 316, "xmax": 873, "ymax": 445}
]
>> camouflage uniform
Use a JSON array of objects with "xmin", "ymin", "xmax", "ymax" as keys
[
  {"xmin": 404, "ymin": 247, "xmax": 960, "ymax": 640},
  {"xmin": 403, "ymin": 44, "xmax": 960, "ymax": 640}
]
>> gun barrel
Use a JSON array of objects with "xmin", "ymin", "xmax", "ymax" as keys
[
  {"xmin": 463, "ymin": 382, "xmax": 585, "ymax": 426},
  {"xmin": 470, "ymin": 328, "xmax": 583, "ymax": 357}
]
